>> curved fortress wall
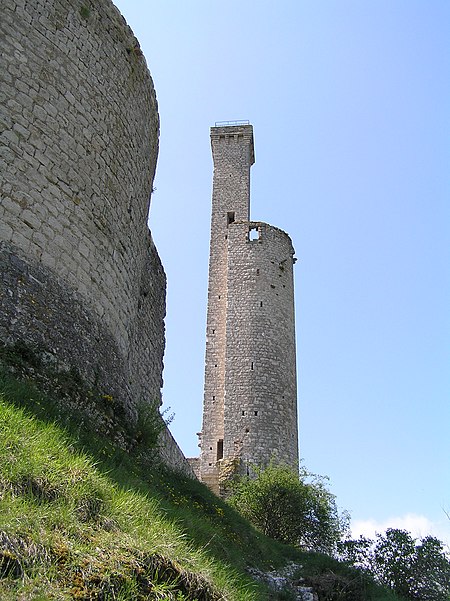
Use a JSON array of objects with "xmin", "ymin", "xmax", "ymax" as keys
[
  {"xmin": 0, "ymin": 0, "xmax": 191, "ymax": 473},
  {"xmin": 199, "ymin": 124, "xmax": 298, "ymax": 493}
]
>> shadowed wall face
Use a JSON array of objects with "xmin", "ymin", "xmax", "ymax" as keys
[{"xmin": 0, "ymin": 0, "xmax": 167, "ymax": 433}]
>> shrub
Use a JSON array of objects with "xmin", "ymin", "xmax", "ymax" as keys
[{"xmin": 228, "ymin": 463, "xmax": 348, "ymax": 554}]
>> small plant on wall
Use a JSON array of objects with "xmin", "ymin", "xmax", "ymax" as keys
[{"xmin": 79, "ymin": 5, "xmax": 90, "ymax": 20}]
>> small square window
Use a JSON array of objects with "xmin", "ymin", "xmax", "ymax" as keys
[{"xmin": 249, "ymin": 227, "xmax": 259, "ymax": 241}]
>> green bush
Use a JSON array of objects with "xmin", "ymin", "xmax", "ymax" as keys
[{"xmin": 228, "ymin": 463, "xmax": 348, "ymax": 554}]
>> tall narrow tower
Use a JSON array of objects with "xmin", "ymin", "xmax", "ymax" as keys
[{"xmin": 199, "ymin": 122, "xmax": 298, "ymax": 494}]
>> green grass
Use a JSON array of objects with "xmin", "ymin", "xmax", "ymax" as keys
[
  {"xmin": 0, "ymin": 393, "xmax": 266, "ymax": 599},
  {"xmin": 0, "ymin": 344, "xmax": 402, "ymax": 600}
]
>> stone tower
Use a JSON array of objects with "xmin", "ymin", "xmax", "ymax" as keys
[{"xmin": 198, "ymin": 122, "xmax": 298, "ymax": 494}]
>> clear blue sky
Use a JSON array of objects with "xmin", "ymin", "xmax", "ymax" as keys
[{"xmin": 114, "ymin": 0, "xmax": 450, "ymax": 544}]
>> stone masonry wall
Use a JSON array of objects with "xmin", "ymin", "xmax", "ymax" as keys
[
  {"xmin": 0, "ymin": 0, "xmax": 192, "ymax": 475},
  {"xmin": 225, "ymin": 221, "xmax": 298, "ymax": 472}
]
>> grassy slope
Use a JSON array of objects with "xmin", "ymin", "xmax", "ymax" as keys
[{"xmin": 0, "ymin": 346, "xmax": 400, "ymax": 600}]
